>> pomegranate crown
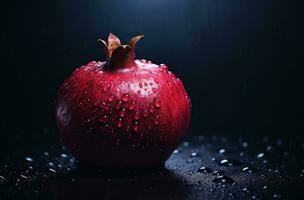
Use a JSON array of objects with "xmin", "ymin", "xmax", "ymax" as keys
[{"xmin": 97, "ymin": 33, "xmax": 144, "ymax": 69}]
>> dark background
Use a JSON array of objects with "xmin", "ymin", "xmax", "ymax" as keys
[{"xmin": 0, "ymin": 0, "xmax": 303, "ymax": 148}]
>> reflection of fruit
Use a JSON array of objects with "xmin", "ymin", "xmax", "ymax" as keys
[{"xmin": 55, "ymin": 33, "xmax": 192, "ymax": 168}]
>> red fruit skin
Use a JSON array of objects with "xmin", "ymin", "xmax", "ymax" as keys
[{"xmin": 56, "ymin": 60, "xmax": 191, "ymax": 168}]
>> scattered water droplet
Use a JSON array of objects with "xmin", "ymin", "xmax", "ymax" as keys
[
  {"xmin": 218, "ymin": 149, "xmax": 226, "ymax": 154},
  {"xmin": 219, "ymin": 159, "xmax": 242, "ymax": 166},
  {"xmin": 191, "ymin": 152, "xmax": 199, "ymax": 157},
  {"xmin": 257, "ymin": 153, "xmax": 264, "ymax": 158},
  {"xmin": 273, "ymin": 193, "xmax": 281, "ymax": 198},
  {"xmin": 242, "ymin": 166, "xmax": 258, "ymax": 173},
  {"xmin": 149, "ymin": 106, "xmax": 154, "ymax": 113},
  {"xmin": 198, "ymin": 166, "xmax": 212, "ymax": 173},
  {"xmin": 242, "ymin": 142, "xmax": 248, "ymax": 148},
  {"xmin": 213, "ymin": 175, "xmax": 235, "ymax": 185},
  {"xmin": 242, "ymin": 187, "xmax": 249, "ymax": 192},
  {"xmin": 263, "ymin": 185, "xmax": 268, "ymax": 190},
  {"xmin": 25, "ymin": 157, "xmax": 33, "ymax": 162},
  {"xmin": 212, "ymin": 170, "xmax": 223, "ymax": 176},
  {"xmin": 49, "ymin": 168, "xmax": 56, "ymax": 173},
  {"xmin": 61, "ymin": 154, "xmax": 68, "ymax": 158},
  {"xmin": 121, "ymin": 93, "xmax": 129, "ymax": 102},
  {"xmin": 173, "ymin": 149, "xmax": 180, "ymax": 154}
]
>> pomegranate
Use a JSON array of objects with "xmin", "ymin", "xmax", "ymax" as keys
[{"xmin": 55, "ymin": 33, "xmax": 191, "ymax": 169}]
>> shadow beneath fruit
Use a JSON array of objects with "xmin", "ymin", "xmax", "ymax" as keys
[{"xmin": 41, "ymin": 167, "xmax": 187, "ymax": 200}]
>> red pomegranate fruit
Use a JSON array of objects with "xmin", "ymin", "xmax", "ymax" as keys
[{"xmin": 55, "ymin": 33, "xmax": 191, "ymax": 169}]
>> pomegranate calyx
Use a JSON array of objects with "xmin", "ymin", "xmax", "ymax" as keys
[{"xmin": 98, "ymin": 33, "xmax": 144, "ymax": 70}]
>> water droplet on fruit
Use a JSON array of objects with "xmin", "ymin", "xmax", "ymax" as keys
[
  {"xmin": 197, "ymin": 166, "xmax": 212, "ymax": 173},
  {"xmin": 117, "ymin": 119, "xmax": 122, "ymax": 128},
  {"xmin": 139, "ymin": 82, "xmax": 143, "ymax": 88},
  {"xmin": 134, "ymin": 112, "xmax": 140, "ymax": 120},
  {"xmin": 128, "ymin": 101, "xmax": 136, "ymax": 110},
  {"xmin": 98, "ymin": 115, "xmax": 108, "ymax": 123},
  {"xmin": 154, "ymin": 98, "xmax": 161, "ymax": 108},
  {"xmin": 103, "ymin": 83, "xmax": 111, "ymax": 92},
  {"xmin": 213, "ymin": 175, "xmax": 235, "ymax": 185},
  {"xmin": 160, "ymin": 64, "xmax": 168, "ymax": 72},
  {"xmin": 115, "ymin": 101, "xmax": 122, "ymax": 110},
  {"xmin": 108, "ymin": 95, "xmax": 114, "ymax": 102},
  {"xmin": 149, "ymin": 106, "xmax": 154, "ymax": 113},
  {"xmin": 97, "ymin": 80, "xmax": 103, "ymax": 86},
  {"xmin": 133, "ymin": 124, "xmax": 139, "ymax": 132},
  {"xmin": 121, "ymin": 93, "xmax": 129, "ymax": 102},
  {"xmin": 142, "ymin": 110, "xmax": 149, "ymax": 118},
  {"xmin": 167, "ymin": 80, "xmax": 172, "ymax": 86},
  {"xmin": 141, "ymin": 59, "xmax": 147, "ymax": 63},
  {"xmin": 119, "ymin": 109, "xmax": 126, "ymax": 118}
]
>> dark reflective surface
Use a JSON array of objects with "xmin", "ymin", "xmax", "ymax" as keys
[{"xmin": 1, "ymin": 132, "xmax": 303, "ymax": 199}]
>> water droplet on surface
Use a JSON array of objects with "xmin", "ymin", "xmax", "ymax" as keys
[
  {"xmin": 103, "ymin": 83, "xmax": 111, "ymax": 92},
  {"xmin": 219, "ymin": 159, "xmax": 242, "ymax": 166},
  {"xmin": 211, "ymin": 170, "xmax": 223, "ymax": 176},
  {"xmin": 263, "ymin": 185, "xmax": 268, "ymax": 190},
  {"xmin": 242, "ymin": 166, "xmax": 258, "ymax": 173},
  {"xmin": 173, "ymin": 149, "xmax": 180, "ymax": 154},
  {"xmin": 273, "ymin": 193, "xmax": 281, "ymax": 198},
  {"xmin": 154, "ymin": 98, "xmax": 161, "ymax": 108},
  {"xmin": 242, "ymin": 187, "xmax": 249, "ymax": 192},
  {"xmin": 119, "ymin": 109, "xmax": 126, "ymax": 118},
  {"xmin": 242, "ymin": 142, "xmax": 248, "ymax": 148},
  {"xmin": 198, "ymin": 166, "xmax": 212, "ymax": 173},
  {"xmin": 49, "ymin": 168, "xmax": 56, "ymax": 173},
  {"xmin": 61, "ymin": 154, "xmax": 68, "ymax": 158},
  {"xmin": 218, "ymin": 149, "xmax": 226, "ymax": 154},
  {"xmin": 257, "ymin": 153, "xmax": 264, "ymax": 158},
  {"xmin": 25, "ymin": 157, "xmax": 33, "ymax": 162},
  {"xmin": 191, "ymin": 152, "xmax": 199, "ymax": 157},
  {"xmin": 213, "ymin": 175, "xmax": 235, "ymax": 185}
]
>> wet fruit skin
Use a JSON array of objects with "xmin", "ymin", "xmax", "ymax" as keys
[{"xmin": 55, "ymin": 33, "xmax": 191, "ymax": 169}]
